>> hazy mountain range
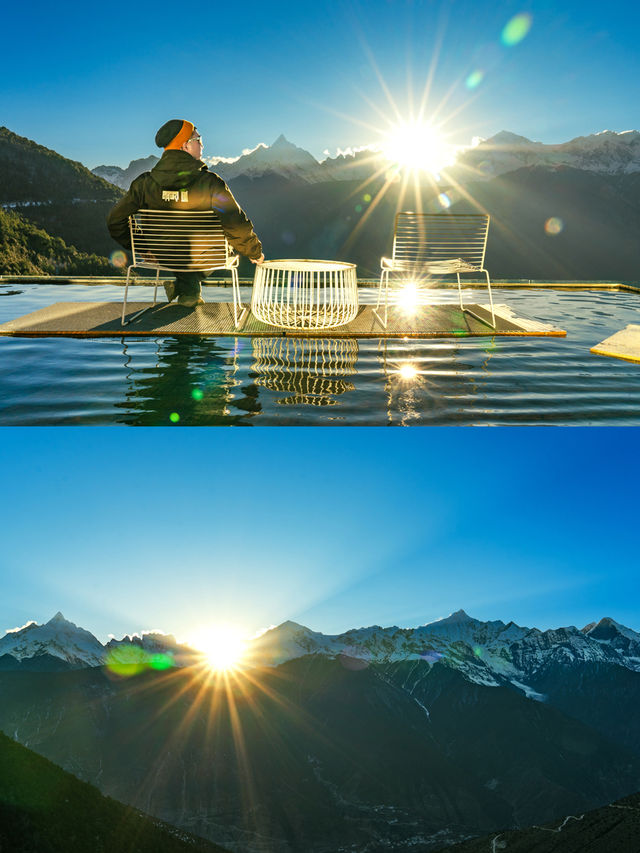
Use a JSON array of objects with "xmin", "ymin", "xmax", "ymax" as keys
[
  {"xmin": 3, "ymin": 609, "xmax": 640, "ymax": 686},
  {"xmin": 2, "ymin": 610, "xmax": 640, "ymax": 850},
  {"xmin": 3, "ymin": 125, "xmax": 640, "ymax": 279},
  {"xmin": 92, "ymin": 130, "xmax": 640, "ymax": 188}
]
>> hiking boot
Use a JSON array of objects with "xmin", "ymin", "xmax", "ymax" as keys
[
  {"xmin": 164, "ymin": 282, "xmax": 177, "ymax": 303},
  {"xmin": 177, "ymin": 294, "xmax": 205, "ymax": 308}
]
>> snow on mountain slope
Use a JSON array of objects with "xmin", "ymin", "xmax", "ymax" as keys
[
  {"xmin": 210, "ymin": 135, "xmax": 325, "ymax": 183},
  {"xmin": 92, "ymin": 129, "xmax": 640, "ymax": 189},
  {"xmin": 4, "ymin": 610, "xmax": 640, "ymax": 691},
  {"xmin": 0, "ymin": 612, "xmax": 104, "ymax": 666},
  {"xmin": 582, "ymin": 616, "xmax": 640, "ymax": 660},
  {"xmin": 453, "ymin": 129, "xmax": 640, "ymax": 180},
  {"xmin": 247, "ymin": 609, "xmax": 640, "ymax": 692}
]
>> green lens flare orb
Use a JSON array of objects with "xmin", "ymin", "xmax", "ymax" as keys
[
  {"xmin": 169, "ymin": 412, "xmax": 180, "ymax": 423},
  {"xmin": 501, "ymin": 13, "xmax": 532, "ymax": 46},
  {"xmin": 465, "ymin": 70, "xmax": 484, "ymax": 90}
]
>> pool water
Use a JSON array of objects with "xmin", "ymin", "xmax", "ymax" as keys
[{"xmin": 0, "ymin": 282, "xmax": 639, "ymax": 425}]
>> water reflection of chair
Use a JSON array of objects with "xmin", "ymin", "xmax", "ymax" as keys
[
  {"xmin": 121, "ymin": 210, "xmax": 245, "ymax": 327},
  {"xmin": 374, "ymin": 212, "xmax": 495, "ymax": 330},
  {"xmin": 251, "ymin": 337, "xmax": 358, "ymax": 406}
]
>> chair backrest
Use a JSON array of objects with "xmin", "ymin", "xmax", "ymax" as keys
[
  {"xmin": 129, "ymin": 210, "xmax": 232, "ymax": 272},
  {"xmin": 392, "ymin": 212, "xmax": 490, "ymax": 269}
]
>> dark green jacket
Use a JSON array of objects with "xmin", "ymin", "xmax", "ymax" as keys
[{"xmin": 107, "ymin": 150, "xmax": 262, "ymax": 259}]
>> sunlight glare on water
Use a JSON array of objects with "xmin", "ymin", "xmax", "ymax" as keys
[{"xmin": 0, "ymin": 282, "xmax": 639, "ymax": 426}]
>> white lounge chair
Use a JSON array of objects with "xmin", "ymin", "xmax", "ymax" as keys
[
  {"xmin": 374, "ymin": 212, "xmax": 495, "ymax": 329},
  {"xmin": 121, "ymin": 209, "xmax": 246, "ymax": 327}
]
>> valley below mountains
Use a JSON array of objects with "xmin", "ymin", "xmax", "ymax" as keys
[{"xmin": 2, "ymin": 610, "xmax": 640, "ymax": 851}]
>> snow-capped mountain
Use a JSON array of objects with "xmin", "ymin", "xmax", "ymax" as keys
[
  {"xmin": 210, "ymin": 134, "xmax": 325, "ymax": 182},
  {"xmin": 248, "ymin": 609, "xmax": 640, "ymax": 697},
  {"xmin": 4, "ymin": 610, "xmax": 640, "ymax": 695},
  {"xmin": 0, "ymin": 614, "xmax": 196, "ymax": 669},
  {"xmin": 453, "ymin": 129, "xmax": 640, "ymax": 180},
  {"xmin": 0, "ymin": 612, "xmax": 104, "ymax": 667},
  {"xmin": 92, "ymin": 155, "xmax": 159, "ymax": 190},
  {"xmin": 105, "ymin": 631, "xmax": 198, "ymax": 666},
  {"xmin": 92, "ymin": 129, "xmax": 640, "ymax": 190}
]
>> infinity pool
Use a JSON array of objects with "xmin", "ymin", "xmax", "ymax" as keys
[{"xmin": 0, "ymin": 282, "xmax": 639, "ymax": 425}]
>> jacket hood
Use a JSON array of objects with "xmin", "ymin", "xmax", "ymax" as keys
[{"xmin": 149, "ymin": 150, "xmax": 207, "ymax": 190}]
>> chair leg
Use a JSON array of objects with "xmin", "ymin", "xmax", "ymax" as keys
[
  {"xmin": 152, "ymin": 268, "xmax": 159, "ymax": 305},
  {"xmin": 457, "ymin": 272, "xmax": 464, "ymax": 312},
  {"xmin": 232, "ymin": 267, "xmax": 248, "ymax": 330},
  {"xmin": 483, "ymin": 269, "xmax": 496, "ymax": 328},
  {"xmin": 121, "ymin": 265, "xmax": 133, "ymax": 325},
  {"xmin": 373, "ymin": 269, "xmax": 389, "ymax": 329},
  {"xmin": 122, "ymin": 266, "xmax": 160, "ymax": 326},
  {"xmin": 460, "ymin": 270, "xmax": 497, "ymax": 330}
]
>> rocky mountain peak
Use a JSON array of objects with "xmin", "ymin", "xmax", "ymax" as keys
[
  {"xmin": 433, "ymin": 609, "xmax": 474, "ymax": 624},
  {"xmin": 271, "ymin": 133, "xmax": 293, "ymax": 149},
  {"xmin": 47, "ymin": 611, "xmax": 67, "ymax": 624},
  {"xmin": 487, "ymin": 131, "xmax": 535, "ymax": 147}
]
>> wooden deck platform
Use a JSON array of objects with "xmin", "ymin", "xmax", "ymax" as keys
[
  {"xmin": 591, "ymin": 324, "xmax": 640, "ymax": 364},
  {"xmin": 0, "ymin": 301, "xmax": 566, "ymax": 338}
]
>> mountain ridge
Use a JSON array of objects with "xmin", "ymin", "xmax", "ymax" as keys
[
  {"xmin": 91, "ymin": 129, "xmax": 640, "ymax": 189},
  {"xmin": 3, "ymin": 610, "xmax": 639, "ymax": 695}
]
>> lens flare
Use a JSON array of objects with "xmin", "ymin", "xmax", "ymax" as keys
[
  {"xmin": 465, "ymin": 70, "xmax": 484, "ymax": 90},
  {"xmin": 169, "ymin": 412, "xmax": 180, "ymax": 423},
  {"xmin": 149, "ymin": 653, "xmax": 174, "ymax": 670},
  {"xmin": 501, "ymin": 13, "xmax": 532, "ymax": 46},
  {"xmin": 106, "ymin": 646, "xmax": 149, "ymax": 677},
  {"xmin": 191, "ymin": 388, "xmax": 204, "ymax": 401},
  {"xmin": 109, "ymin": 250, "xmax": 127, "ymax": 269},
  {"xmin": 544, "ymin": 217, "xmax": 564, "ymax": 235},
  {"xmin": 396, "ymin": 281, "xmax": 420, "ymax": 313},
  {"xmin": 438, "ymin": 193, "xmax": 452, "ymax": 209}
]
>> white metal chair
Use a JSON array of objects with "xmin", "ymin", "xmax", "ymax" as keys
[
  {"xmin": 374, "ymin": 212, "xmax": 495, "ymax": 329},
  {"xmin": 121, "ymin": 209, "xmax": 246, "ymax": 327}
]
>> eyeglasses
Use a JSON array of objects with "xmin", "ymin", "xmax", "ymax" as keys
[{"xmin": 188, "ymin": 135, "xmax": 202, "ymax": 145}]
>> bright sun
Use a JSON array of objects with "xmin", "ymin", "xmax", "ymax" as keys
[
  {"xmin": 382, "ymin": 120, "xmax": 454, "ymax": 175},
  {"xmin": 190, "ymin": 625, "xmax": 247, "ymax": 672}
]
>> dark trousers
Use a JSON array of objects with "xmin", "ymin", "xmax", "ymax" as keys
[{"xmin": 174, "ymin": 272, "xmax": 206, "ymax": 297}]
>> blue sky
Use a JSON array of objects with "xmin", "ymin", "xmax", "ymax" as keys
[
  {"xmin": 1, "ymin": 428, "xmax": 636, "ymax": 645},
  {"xmin": 3, "ymin": 0, "xmax": 638, "ymax": 167}
]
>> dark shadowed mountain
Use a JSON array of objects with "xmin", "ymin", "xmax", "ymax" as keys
[
  {"xmin": 0, "ymin": 126, "xmax": 123, "ymax": 264},
  {"xmin": 1, "ymin": 654, "xmax": 639, "ymax": 853},
  {"xmin": 0, "ymin": 206, "xmax": 114, "ymax": 275},
  {"xmin": 433, "ymin": 789, "xmax": 640, "ymax": 853},
  {"xmin": 226, "ymin": 167, "xmax": 640, "ymax": 279},
  {"xmin": 0, "ymin": 730, "xmax": 230, "ymax": 853}
]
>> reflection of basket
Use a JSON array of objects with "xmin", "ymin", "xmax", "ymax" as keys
[
  {"xmin": 252, "ymin": 337, "xmax": 358, "ymax": 406},
  {"xmin": 251, "ymin": 259, "xmax": 358, "ymax": 329}
]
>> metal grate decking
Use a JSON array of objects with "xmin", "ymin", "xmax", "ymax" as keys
[{"xmin": 0, "ymin": 301, "xmax": 566, "ymax": 338}]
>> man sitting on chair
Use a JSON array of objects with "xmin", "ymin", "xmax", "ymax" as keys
[{"xmin": 107, "ymin": 119, "xmax": 264, "ymax": 307}]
